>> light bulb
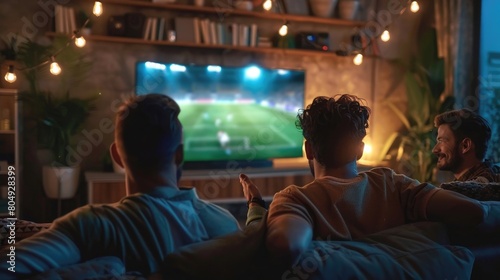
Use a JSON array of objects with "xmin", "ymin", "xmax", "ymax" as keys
[
  {"xmin": 353, "ymin": 53, "xmax": 363, "ymax": 65},
  {"xmin": 4, "ymin": 72, "xmax": 16, "ymax": 83},
  {"xmin": 75, "ymin": 36, "xmax": 86, "ymax": 47},
  {"xmin": 381, "ymin": 30, "xmax": 390, "ymax": 42},
  {"xmin": 279, "ymin": 24, "xmax": 288, "ymax": 36},
  {"xmin": 93, "ymin": 1, "xmax": 103, "ymax": 17},
  {"xmin": 50, "ymin": 61, "xmax": 62, "ymax": 75},
  {"xmin": 410, "ymin": 1, "xmax": 419, "ymax": 13},
  {"xmin": 4, "ymin": 65, "xmax": 16, "ymax": 83},
  {"xmin": 263, "ymin": 0, "xmax": 272, "ymax": 11}
]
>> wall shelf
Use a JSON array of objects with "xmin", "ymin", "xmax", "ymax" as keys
[
  {"xmin": 46, "ymin": 32, "xmax": 342, "ymax": 58},
  {"xmin": 94, "ymin": 0, "xmax": 366, "ymax": 27}
]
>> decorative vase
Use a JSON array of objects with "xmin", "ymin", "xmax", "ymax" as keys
[
  {"xmin": 42, "ymin": 165, "xmax": 80, "ymax": 199},
  {"xmin": 309, "ymin": 0, "xmax": 338, "ymax": 18},
  {"xmin": 338, "ymin": 0, "xmax": 360, "ymax": 20}
]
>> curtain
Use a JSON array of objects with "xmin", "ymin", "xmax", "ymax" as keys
[{"xmin": 434, "ymin": 0, "xmax": 474, "ymax": 107}]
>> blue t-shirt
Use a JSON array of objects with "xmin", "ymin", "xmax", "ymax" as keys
[{"xmin": 0, "ymin": 187, "xmax": 239, "ymax": 278}]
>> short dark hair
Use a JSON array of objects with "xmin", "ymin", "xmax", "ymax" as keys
[
  {"xmin": 434, "ymin": 108, "xmax": 491, "ymax": 160},
  {"xmin": 296, "ymin": 94, "xmax": 370, "ymax": 167},
  {"xmin": 115, "ymin": 93, "xmax": 182, "ymax": 171}
]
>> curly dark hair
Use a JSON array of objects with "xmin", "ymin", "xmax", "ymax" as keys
[
  {"xmin": 434, "ymin": 108, "xmax": 491, "ymax": 160},
  {"xmin": 296, "ymin": 94, "xmax": 370, "ymax": 167}
]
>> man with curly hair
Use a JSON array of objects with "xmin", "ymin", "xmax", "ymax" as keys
[{"xmin": 240, "ymin": 94, "xmax": 498, "ymax": 269}]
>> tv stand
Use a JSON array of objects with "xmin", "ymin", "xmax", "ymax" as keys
[
  {"xmin": 84, "ymin": 166, "xmax": 313, "ymax": 204},
  {"xmin": 182, "ymin": 159, "xmax": 273, "ymax": 170}
]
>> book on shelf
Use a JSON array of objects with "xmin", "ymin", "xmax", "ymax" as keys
[
  {"xmin": 209, "ymin": 21, "xmax": 217, "ymax": 45},
  {"xmin": 193, "ymin": 17, "xmax": 201, "ymax": 44},
  {"xmin": 143, "ymin": 18, "xmax": 152, "ymax": 40},
  {"xmin": 54, "ymin": 5, "xmax": 76, "ymax": 35},
  {"xmin": 175, "ymin": 17, "xmax": 198, "ymax": 43},
  {"xmin": 238, "ymin": 24, "xmax": 249, "ymax": 46},
  {"xmin": 200, "ymin": 19, "xmax": 211, "ymax": 44},
  {"xmin": 151, "ymin": 17, "xmax": 158, "ymax": 41},
  {"xmin": 157, "ymin": 17, "xmax": 166, "ymax": 41},
  {"xmin": 250, "ymin": 23, "xmax": 258, "ymax": 47}
]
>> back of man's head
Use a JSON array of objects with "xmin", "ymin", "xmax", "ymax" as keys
[
  {"xmin": 296, "ymin": 94, "xmax": 370, "ymax": 167},
  {"xmin": 115, "ymin": 93, "xmax": 182, "ymax": 172},
  {"xmin": 434, "ymin": 109, "xmax": 491, "ymax": 160}
]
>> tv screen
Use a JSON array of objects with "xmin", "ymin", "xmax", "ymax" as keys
[{"xmin": 135, "ymin": 61, "xmax": 305, "ymax": 168}]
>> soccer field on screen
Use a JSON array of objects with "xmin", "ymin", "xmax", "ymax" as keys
[{"xmin": 179, "ymin": 103, "xmax": 303, "ymax": 161}]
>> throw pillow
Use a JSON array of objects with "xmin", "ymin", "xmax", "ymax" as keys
[
  {"xmin": 0, "ymin": 219, "xmax": 51, "ymax": 246},
  {"xmin": 440, "ymin": 181, "xmax": 500, "ymax": 201}
]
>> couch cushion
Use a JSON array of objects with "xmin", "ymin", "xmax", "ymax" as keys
[
  {"xmin": 25, "ymin": 256, "xmax": 127, "ymax": 280},
  {"xmin": 286, "ymin": 222, "xmax": 473, "ymax": 280},
  {"xmin": 164, "ymin": 219, "xmax": 474, "ymax": 280}
]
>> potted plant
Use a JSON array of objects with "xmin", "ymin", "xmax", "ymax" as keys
[
  {"xmin": 381, "ymin": 27, "xmax": 455, "ymax": 183},
  {"xmin": 76, "ymin": 9, "xmax": 93, "ymax": 35},
  {"xmin": 17, "ymin": 37, "xmax": 97, "ymax": 199}
]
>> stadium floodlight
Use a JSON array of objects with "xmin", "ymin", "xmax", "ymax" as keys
[
  {"xmin": 207, "ymin": 65, "xmax": 222, "ymax": 72},
  {"xmin": 170, "ymin": 64, "xmax": 187, "ymax": 72},
  {"xmin": 145, "ymin": 62, "xmax": 166, "ymax": 70},
  {"xmin": 245, "ymin": 66, "xmax": 261, "ymax": 79}
]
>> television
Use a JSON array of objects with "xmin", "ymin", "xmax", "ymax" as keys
[{"xmin": 135, "ymin": 61, "xmax": 305, "ymax": 169}]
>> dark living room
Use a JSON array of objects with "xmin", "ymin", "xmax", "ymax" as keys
[{"xmin": 0, "ymin": 0, "xmax": 499, "ymax": 279}]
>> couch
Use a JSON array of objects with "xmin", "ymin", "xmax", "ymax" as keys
[
  {"xmin": 1, "ymin": 216, "xmax": 499, "ymax": 280},
  {"xmin": 1, "ymin": 182, "xmax": 499, "ymax": 279}
]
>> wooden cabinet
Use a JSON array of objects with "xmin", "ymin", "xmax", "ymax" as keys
[
  {"xmin": 85, "ymin": 168, "xmax": 313, "ymax": 204},
  {"xmin": 0, "ymin": 89, "xmax": 20, "ymax": 217},
  {"xmin": 48, "ymin": 0, "xmax": 366, "ymax": 58}
]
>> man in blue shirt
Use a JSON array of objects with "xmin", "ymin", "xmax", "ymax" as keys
[{"xmin": 0, "ymin": 93, "xmax": 240, "ymax": 278}]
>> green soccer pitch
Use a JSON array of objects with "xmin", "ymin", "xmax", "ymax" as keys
[{"xmin": 179, "ymin": 103, "xmax": 304, "ymax": 161}]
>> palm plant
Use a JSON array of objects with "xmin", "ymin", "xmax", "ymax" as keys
[
  {"xmin": 381, "ymin": 28, "xmax": 455, "ymax": 183},
  {"xmin": 16, "ymin": 37, "xmax": 96, "ymax": 166}
]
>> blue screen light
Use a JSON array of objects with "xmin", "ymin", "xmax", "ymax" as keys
[{"xmin": 245, "ymin": 66, "xmax": 261, "ymax": 79}]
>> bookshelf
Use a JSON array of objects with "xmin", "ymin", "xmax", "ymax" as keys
[
  {"xmin": 0, "ymin": 88, "xmax": 20, "ymax": 218},
  {"xmin": 48, "ymin": 0, "xmax": 367, "ymax": 57}
]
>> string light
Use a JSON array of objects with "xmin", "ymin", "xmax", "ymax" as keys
[
  {"xmin": 4, "ymin": 65, "xmax": 17, "ymax": 83},
  {"xmin": 50, "ymin": 57, "xmax": 62, "ymax": 75},
  {"xmin": 74, "ymin": 35, "xmax": 86, "ymax": 47},
  {"xmin": 279, "ymin": 23, "xmax": 288, "ymax": 36},
  {"xmin": 263, "ymin": 0, "xmax": 272, "ymax": 11},
  {"xmin": 381, "ymin": 30, "xmax": 390, "ymax": 42},
  {"xmin": 353, "ymin": 53, "xmax": 363, "ymax": 66},
  {"xmin": 410, "ymin": 1, "xmax": 419, "ymax": 13},
  {"xmin": 93, "ymin": 1, "xmax": 103, "ymax": 17}
]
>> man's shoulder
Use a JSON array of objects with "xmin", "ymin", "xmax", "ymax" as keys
[{"xmin": 362, "ymin": 166, "xmax": 397, "ymax": 177}]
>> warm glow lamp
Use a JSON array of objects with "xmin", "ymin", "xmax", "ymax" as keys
[
  {"xmin": 263, "ymin": 0, "xmax": 272, "ymax": 11},
  {"xmin": 410, "ymin": 1, "xmax": 419, "ymax": 13},
  {"xmin": 93, "ymin": 1, "xmax": 103, "ymax": 16},
  {"xmin": 353, "ymin": 53, "xmax": 363, "ymax": 65},
  {"xmin": 74, "ymin": 36, "xmax": 86, "ymax": 47},
  {"xmin": 381, "ymin": 30, "xmax": 390, "ymax": 42},
  {"xmin": 50, "ymin": 58, "xmax": 62, "ymax": 75},
  {"xmin": 279, "ymin": 24, "xmax": 288, "ymax": 36},
  {"xmin": 4, "ymin": 65, "xmax": 16, "ymax": 83}
]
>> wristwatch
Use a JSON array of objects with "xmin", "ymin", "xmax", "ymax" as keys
[{"xmin": 247, "ymin": 197, "xmax": 266, "ymax": 208}]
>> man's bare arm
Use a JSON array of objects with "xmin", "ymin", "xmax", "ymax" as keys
[
  {"xmin": 266, "ymin": 213, "xmax": 313, "ymax": 267},
  {"xmin": 426, "ymin": 189, "xmax": 484, "ymax": 226}
]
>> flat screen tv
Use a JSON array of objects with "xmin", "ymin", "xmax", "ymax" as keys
[{"xmin": 135, "ymin": 61, "xmax": 305, "ymax": 169}]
